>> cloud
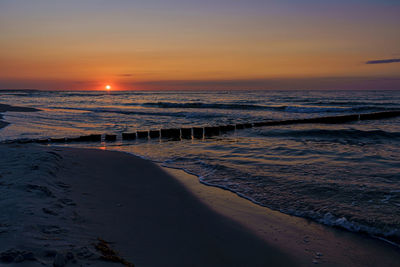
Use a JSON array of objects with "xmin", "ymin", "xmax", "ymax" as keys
[
  {"xmin": 366, "ymin": 58, "xmax": 400, "ymax": 64},
  {"xmin": 118, "ymin": 74, "xmax": 133, "ymax": 77}
]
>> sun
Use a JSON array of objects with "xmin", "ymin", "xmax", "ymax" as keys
[{"xmin": 105, "ymin": 85, "xmax": 111, "ymax": 90}]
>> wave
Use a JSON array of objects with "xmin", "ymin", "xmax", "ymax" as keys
[
  {"xmin": 127, "ymin": 101, "xmax": 359, "ymax": 113},
  {"xmin": 55, "ymin": 93, "xmax": 109, "ymax": 97},
  {"xmin": 312, "ymin": 101, "xmax": 400, "ymax": 107},
  {"xmin": 123, "ymin": 101, "xmax": 398, "ymax": 114},
  {"xmin": 289, "ymin": 210, "xmax": 400, "ymax": 247},
  {"xmin": 138, "ymin": 102, "xmax": 274, "ymax": 110},
  {"xmin": 174, "ymin": 163, "xmax": 400, "ymax": 246},
  {"xmin": 351, "ymin": 106, "xmax": 398, "ymax": 112},
  {"xmin": 287, "ymin": 106, "xmax": 396, "ymax": 113},
  {"xmin": 46, "ymin": 106, "xmax": 222, "ymax": 119},
  {"xmin": 283, "ymin": 105, "xmax": 352, "ymax": 113},
  {"xmin": 259, "ymin": 128, "xmax": 400, "ymax": 140},
  {"xmin": 0, "ymin": 93, "xmax": 33, "ymax": 97},
  {"xmin": 158, "ymin": 161, "xmax": 400, "ymax": 247}
]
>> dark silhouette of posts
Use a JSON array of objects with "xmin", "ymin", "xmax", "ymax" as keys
[
  {"xmin": 204, "ymin": 126, "xmax": 219, "ymax": 137},
  {"xmin": 193, "ymin": 127, "xmax": 204, "ymax": 139},
  {"xmin": 161, "ymin": 128, "xmax": 180, "ymax": 139},
  {"xmin": 137, "ymin": 131, "xmax": 149, "ymax": 139},
  {"xmin": 149, "ymin": 130, "xmax": 160, "ymax": 139},
  {"xmin": 105, "ymin": 134, "xmax": 116, "ymax": 142},
  {"xmin": 122, "ymin": 133, "xmax": 136, "ymax": 140},
  {"xmin": 181, "ymin": 128, "xmax": 192, "ymax": 139},
  {"xmin": 36, "ymin": 110, "xmax": 400, "ymax": 145}
]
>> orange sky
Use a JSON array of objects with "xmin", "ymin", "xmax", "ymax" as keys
[{"xmin": 1, "ymin": 0, "xmax": 399, "ymax": 90}]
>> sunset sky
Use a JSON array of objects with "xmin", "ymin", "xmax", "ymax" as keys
[{"xmin": 1, "ymin": 0, "xmax": 399, "ymax": 90}]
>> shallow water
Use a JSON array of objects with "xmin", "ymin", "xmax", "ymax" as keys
[{"xmin": 1, "ymin": 89, "xmax": 399, "ymax": 244}]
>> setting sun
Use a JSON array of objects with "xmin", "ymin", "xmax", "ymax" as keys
[{"xmin": 105, "ymin": 85, "xmax": 111, "ymax": 90}]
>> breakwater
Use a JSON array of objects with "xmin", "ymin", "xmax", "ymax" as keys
[{"xmin": 6, "ymin": 110, "xmax": 400, "ymax": 144}]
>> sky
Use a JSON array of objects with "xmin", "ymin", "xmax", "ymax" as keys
[{"xmin": 0, "ymin": 0, "xmax": 399, "ymax": 90}]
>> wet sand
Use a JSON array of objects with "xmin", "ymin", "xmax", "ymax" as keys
[
  {"xmin": 0, "ymin": 144, "xmax": 399, "ymax": 266},
  {"xmin": 58, "ymin": 147, "xmax": 295, "ymax": 266},
  {"xmin": 164, "ymin": 167, "xmax": 400, "ymax": 266},
  {"xmin": 0, "ymin": 145, "xmax": 294, "ymax": 266}
]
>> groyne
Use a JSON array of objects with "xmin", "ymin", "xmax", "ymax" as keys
[{"xmin": 5, "ymin": 110, "xmax": 400, "ymax": 144}]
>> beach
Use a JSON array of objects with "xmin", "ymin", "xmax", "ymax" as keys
[{"xmin": 1, "ymin": 144, "xmax": 399, "ymax": 266}]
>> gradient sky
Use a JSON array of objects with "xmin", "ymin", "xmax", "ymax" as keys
[{"xmin": 1, "ymin": 0, "xmax": 399, "ymax": 90}]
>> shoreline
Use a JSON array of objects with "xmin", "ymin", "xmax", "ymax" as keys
[
  {"xmin": 0, "ymin": 144, "xmax": 399, "ymax": 266},
  {"xmin": 0, "ymin": 144, "xmax": 295, "ymax": 266},
  {"xmin": 56, "ymin": 146, "xmax": 296, "ymax": 266},
  {"xmin": 160, "ymin": 164, "xmax": 400, "ymax": 248},
  {"xmin": 162, "ymin": 166, "xmax": 400, "ymax": 266}
]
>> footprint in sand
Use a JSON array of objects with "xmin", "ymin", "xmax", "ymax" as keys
[
  {"xmin": 39, "ymin": 225, "xmax": 68, "ymax": 235},
  {"xmin": 26, "ymin": 184, "xmax": 55, "ymax": 198},
  {"xmin": 42, "ymin": 207, "xmax": 58, "ymax": 216},
  {"xmin": 0, "ymin": 249, "xmax": 36, "ymax": 264},
  {"xmin": 58, "ymin": 198, "xmax": 76, "ymax": 206}
]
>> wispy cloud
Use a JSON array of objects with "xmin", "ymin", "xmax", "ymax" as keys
[
  {"xmin": 118, "ymin": 74, "xmax": 133, "ymax": 77},
  {"xmin": 366, "ymin": 58, "xmax": 400, "ymax": 64}
]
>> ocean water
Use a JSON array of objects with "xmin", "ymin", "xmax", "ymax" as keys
[{"xmin": 1, "ymin": 89, "xmax": 400, "ymax": 244}]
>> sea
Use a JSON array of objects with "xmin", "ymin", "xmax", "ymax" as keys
[{"xmin": 1, "ymin": 89, "xmax": 399, "ymax": 245}]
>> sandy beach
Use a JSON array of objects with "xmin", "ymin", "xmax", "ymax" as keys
[{"xmin": 0, "ymin": 144, "xmax": 399, "ymax": 266}]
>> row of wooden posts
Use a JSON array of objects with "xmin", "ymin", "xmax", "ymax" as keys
[
  {"xmin": 17, "ymin": 110, "xmax": 400, "ymax": 144},
  {"xmin": 39, "ymin": 124, "xmax": 245, "ymax": 143}
]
